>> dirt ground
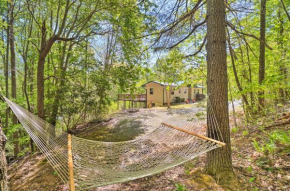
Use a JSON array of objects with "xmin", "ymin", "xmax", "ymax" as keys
[{"xmin": 8, "ymin": 102, "xmax": 290, "ymax": 191}]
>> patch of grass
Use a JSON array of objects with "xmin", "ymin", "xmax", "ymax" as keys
[
  {"xmin": 242, "ymin": 130, "xmax": 249, "ymax": 136},
  {"xmin": 255, "ymin": 156, "xmax": 272, "ymax": 169},
  {"xmin": 247, "ymin": 166, "xmax": 253, "ymax": 173},
  {"xmin": 249, "ymin": 177, "xmax": 256, "ymax": 183},
  {"xmin": 231, "ymin": 127, "xmax": 239, "ymax": 133},
  {"xmin": 184, "ymin": 159, "xmax": 197, "ymax": 175},
  {"xmin": 175, "ymin": 183, "xmax": 187, "ymax": 191}
]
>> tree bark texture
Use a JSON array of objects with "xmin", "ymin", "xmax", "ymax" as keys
[
  {"xmin": 0, "ymin": 119, "xmax": 9, "ymax": 191},
  {"xmin": 258, "ymin": 0, "xmax": 266, "ymax": 110},
  {"xmin": 205, "ymin": 0, "xmax": 233, "ymax": 176},
  {"xmin": 37, "ymin": 21, "xmax": 56, "ymax": 119}
]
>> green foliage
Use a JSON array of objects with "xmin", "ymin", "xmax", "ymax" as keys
[
  {"xmin": 175, "ymin": 183, "xmax": 187, "ymax": 191},
  {"xmin": 247, "ymin": 166, "xmax": 253, "ymax": 173},
  {"xmin": 242, "ymin": 130, "xmax": 249, "ymax": 136},
  {"xmin": 252, "ymin": 130, "xmax": 290, "ymax": 157},
  {"xmin": 249, "ymin": 177, "xmax": 256, "ymax": 183},
  {"xmin": 231, "ymin": 127, "xmax": 239, "ymax": 133}
]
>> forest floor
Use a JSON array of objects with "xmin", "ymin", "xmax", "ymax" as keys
[{"xmin": 8, "ymin": 102, "xmax": 290, "ymax": 191}]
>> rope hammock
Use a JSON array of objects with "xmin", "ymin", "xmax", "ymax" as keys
[{"xmin": 2, "ymin": 96, "xmax": 225, "ymax": 190}]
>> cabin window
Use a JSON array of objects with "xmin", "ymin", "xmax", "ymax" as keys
[
  {"xmin": 184, "ymin": 89, "xmax": 187, "ymax": 94},
  {"xmin": 179, "ymin": 89, "xmax": 181, "ymax": 93},
  {"xmin": 194, "ymin": 89, "xmax": 196, "ymax": 94},
  {"xmin": 150, "ymin": 88, "xmax": 153, "ymax": 95},
  {"xmin": 197, "ymin": 89, "xmax": 200, "ymax": 94},
  {"xmin": 171, "ymin": 91, "xmax": 174, "ymax": 95}
]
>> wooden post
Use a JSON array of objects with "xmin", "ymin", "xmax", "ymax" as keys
[
  {"xmin": 161, "ymin": 122, "xmax": 226, "ymax": 147},
  {"xmin": 68, "ymin": 134, "xmax": 75, "ymax": 191}
]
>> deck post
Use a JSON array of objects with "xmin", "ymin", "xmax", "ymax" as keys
[{"xmin": 68, "ymin": 134, "xmax": 76, "ymax": 191}]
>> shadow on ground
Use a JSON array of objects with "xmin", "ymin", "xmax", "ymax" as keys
[{"xmin": 78, "ymin": 118, "xmax": 145, "ymax": 142}]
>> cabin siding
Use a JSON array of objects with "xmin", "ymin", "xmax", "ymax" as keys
[
  {"xmin": 143, "ymin": 81, "xmax": 204, "ymax": 107},
  {"xmin": 145, "ymin": 82, "xmax": 165, "ymax": 106}
]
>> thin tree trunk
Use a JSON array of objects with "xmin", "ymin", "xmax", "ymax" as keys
[
  {"xmin": 280, "ymin": 0, "xmax": 290, "ymax": 22},
  {"xmin": 227, "ymin": 30, "xmax": 250, "ymax": 112},
  {"xmin": 5, "ymin": 1, "xmax": 10, "ymax": 133},
  {"xmin": 258, "ymin": 0, "xmax": 267, "ymax": 110},
  {"xmin": 9, "ymin": 2, "xmax": 19, "ymax": 157},
  {"xmin": 205, "ymin": 0, "xmax": 235, "ymax": 184},
  {"xmin": 23, "ymin": 38, "xmax": 34, "ymax": 153},
  {"xmin": 166, "ymin": 87, "xmax": 171, "ymax": 108},
  {"xmin": 229, "ymin": 80, "xmax": 238, "ymax": 128},
  {"xmin": 245, "ymin": 45, "xmax": 255, "ymax": 111},
  {"xmin": 278, "ymin": 6, "xmax": 287, "ymax": 103},
  {"xmin": 49, "ymin": 42, "xmax": 73, "ymax": 128}
]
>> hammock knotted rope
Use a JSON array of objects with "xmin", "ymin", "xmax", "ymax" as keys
[{"xmin": 2, "ymin": 96, "xmax": 225, "ymax": 190}]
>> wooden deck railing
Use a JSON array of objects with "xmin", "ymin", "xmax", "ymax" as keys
[{"xmin": 118, "ymin": 94, "xmax": 146, "ymax": 102}]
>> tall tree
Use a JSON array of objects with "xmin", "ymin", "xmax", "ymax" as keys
[
  {"xmin": 9, "ymin": 0, "xmax": 19, "ymax": 156},
  {"xmin": 258, "ymin": 0, "xmax": 266, "ymax": 110},
  {"xmin": 205, "ymin": 0, "xmax": 238, "ymax": 188},
  {"xmin": 4, "ymin": 1, "xmax": 9, "ymax": 132},
  {"xmin": 49, "ymin": 42, "xmax": 74, "ymax": 127},
  {"xmin": 277, "ymin": 5, "xmax": 287, "ymax": 103},
  {"xmin": 25, "ymin": 0, "xmax": 102, "ymax": 119}
]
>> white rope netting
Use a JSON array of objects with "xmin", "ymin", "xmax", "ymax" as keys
[{"xmin": 3, "ymin": 96, "xmax": 223, "ymax": 190}]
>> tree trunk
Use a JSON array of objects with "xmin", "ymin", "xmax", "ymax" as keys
[
  {"xmin": 205, "ymin": 0, "xmax": 236, "ymax": 186},
  {"xmin": 227, "ymin": 31, "xmax": 250, "ymax": 113},
  {"xmin": 37, "ymin": 21, "xmax": 56, "ymax": 119},
  {"xmin": 229, "ymin": 80, "xmax": 238, "ymax": 128},
  {"xmin": 5, "ymin": 1, "xmax": 10, "ymax": 133},
  {"xmin": 9, "ymin": 2, "xmax": 19, "ymax": 157},
  {"xmin": 0, "ymin": 119, "xmax": 8, "ymax": 191},
  {"xmin": 258, "ymin": 0, "xmax": 266, "ymax": 110},
  {"xmin": 49, "ymin": 42, "xmax": 73, "ymax": 127},
  {"xmin": 165, "ymin": 87, "xmax": 171, "ymax": 108},
  {"xmin": 278, "ymin": 6, "xmax": 287, "ymax": 103}
]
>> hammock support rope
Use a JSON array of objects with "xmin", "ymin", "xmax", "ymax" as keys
[{"xmin": 1, "ymin": 94, "xmax": 225, "ymax": 190}]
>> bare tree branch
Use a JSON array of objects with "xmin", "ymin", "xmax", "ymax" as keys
[
  {"xmin": 280, "ymin": 0, "xmax": 290, "ymax": 22},
  {"xmin": 185, "ymin": 36, "xmax": 206, "ymax": 57},
  {"xmin": 168, "ymin": 19, "xmax": 206, "ymax": 49},
  {"xmin": 226, "ymin": 21, "xmax": 273, "ymax": 50}
]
